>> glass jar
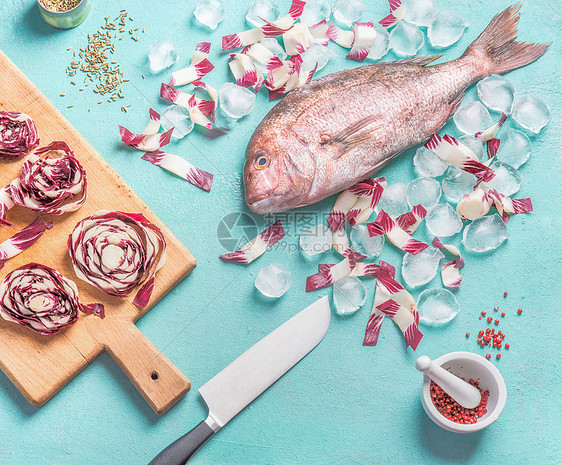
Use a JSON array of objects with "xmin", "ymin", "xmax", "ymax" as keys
[{"xmin": 37, "ymin": 0, "xmax": 91, "ymax": 29}]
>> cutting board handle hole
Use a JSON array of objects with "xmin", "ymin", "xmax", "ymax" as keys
[{"xmin": 151, "ymin": 371, "xmax": 159, "ymax": 380}]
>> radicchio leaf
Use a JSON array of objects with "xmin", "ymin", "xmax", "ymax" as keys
[{"xmin": 0, "ymin": 218, "xmax": 51, "ymax": 270}]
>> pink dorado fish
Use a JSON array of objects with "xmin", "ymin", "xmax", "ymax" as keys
[{"xmin": 244, "ymin": 5, "xmax": 548, "ymax": 214}]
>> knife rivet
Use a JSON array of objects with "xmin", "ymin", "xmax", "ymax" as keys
[{"xmin": 151, "ymin": 371, "xmax": 159, "ymax": 380}]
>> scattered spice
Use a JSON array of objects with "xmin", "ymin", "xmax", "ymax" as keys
[
  {"xmin": 39, "ymin": 0, "xmax": 81, "ymax": 13},
  {"xmin": 470, "ymin": 299, "xmax": 519, "ymax": 360},
  {"xmin": 431, "ymin": 378, "xmax": 488, "ymax": 424},
  {"xmin": 64, "ymin": 10, "xmax": 145, "ymax": 106},
  {"xmin": 504, "ymin": 291, "xmax": 508, "ymax": 297}
]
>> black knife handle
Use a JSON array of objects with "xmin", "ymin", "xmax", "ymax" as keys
[{"xmin": 148, "ymin": 420, "xmax": 214, "ymax": 465}]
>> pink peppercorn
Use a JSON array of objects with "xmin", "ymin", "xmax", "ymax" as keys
[{"xmin": 431, "ymin": 378, "xmax": 488, "ymax": 424}]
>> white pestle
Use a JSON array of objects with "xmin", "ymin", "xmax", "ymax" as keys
[{"xmin": 416, "ymin": 355, "xmax": 482, "ymax": 409}]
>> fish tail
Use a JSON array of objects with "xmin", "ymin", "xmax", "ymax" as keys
[{"xmin": 463, "ymin": 4, "xmax": 550, "ymax": 76}]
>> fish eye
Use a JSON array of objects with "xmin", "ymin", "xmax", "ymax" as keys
[{"xmin": 254, "ymin": 153, "xmax": 270, "ymax": 170}]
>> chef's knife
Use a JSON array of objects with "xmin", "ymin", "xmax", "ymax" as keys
[{"xmin": 149, "ymin": 296, "xmax": 331, "ymax": 465}]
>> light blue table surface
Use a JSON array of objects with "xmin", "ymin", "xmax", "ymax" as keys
[{"xmin": 1, "ymin": 0, "xmax": 561, "ymax": 463}]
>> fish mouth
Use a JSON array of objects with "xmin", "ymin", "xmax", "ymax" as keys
[
  {"xmin": 246, "ymin": 195, "xmax": 281, "ymax": 214},
  {"xmin": 246, "ymin": 193, "xmax": 269, "ymax": 204}
]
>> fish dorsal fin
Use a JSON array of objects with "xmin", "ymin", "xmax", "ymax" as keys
[
  {"xmin": 321, "ymin": 115, "xmax": 381, "ymax": 158},
  {"xmin": 390, "ymin": 55, "xmax": 443, "ymax": 67}
]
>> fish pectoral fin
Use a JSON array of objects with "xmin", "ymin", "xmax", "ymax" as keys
[
  {"xmin": 390, "ymin": 55, "xmax": 443, "ymax": 67},
  {"xmin": 322, "ymin": 115, "xmax": 382, "ymax": 158},
  {"xmin": 449, "ymin": 92, "xmax": 464, "ymax": 115}
]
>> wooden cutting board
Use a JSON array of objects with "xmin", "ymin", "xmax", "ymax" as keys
[{"xmin": 0, "ymin": 49, "xmax": 196, "ymax": 414}]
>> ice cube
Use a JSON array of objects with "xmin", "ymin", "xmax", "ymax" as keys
[
  {"xmin": 300, "ymin": 0, "xmax": 331, "ymax": 26},
  {"xmin": 300, "ymin": 224, "xmax": 333, "ymax": 255},
  {"xmin": 453, "ymin": 101, "xmax": 493, "ymax": 135},
  {"xmin": 402, "ymin": 0, "xmax": 436, "ymax": 27},
  {"xmin": 255, "ymin": 263, "xmax": 291, "ymax": 297},
  {"xmin": 390, "ymin": 21, "xmax": 424, "ymax": 57},
  {"xmin": 459, "ymin": 135, "xmax": 483, "ymax": 160},
  {"xmin": 426, "ymin": 203, "xmax": 463, "ymax": 237},
  {"xmin": 160, "ymin": 105, "xmax": 194, "ymax": 139},
  {"xmin": 486, "ymin": 161, "xmax": 522, "ymax": 196},
  {"xmin": 418, "ymin": 288, "xmax": 460, "ymax": 325},
  {"xmin": 442, "ymin": 166, "xmax": 477, "ymax": 202},
  {"xmin": 413, "ymin": 146, "xmax": 449, "ymax": 177},
  {"xmin": 148, "ymin": 41, "xmax": 179, "ymax": 73},
  {"xmin": 333, "ymin": 0, "xmax": 366, "ymax": 27},
  {"xmin": 194, "ymin": 0, "xmax": 226, "ymax": 30},
  {"xmin": 401, "ymin": 246, "xmax": 444, "ymax": 288},
  {"xmin": 476, "ymin": 75, "xmax": 515, "ymax": 114},
  {"xmin": 350, "ymin": 223, "xmax": 385, "ymax": 257},
  {"xmin": 496, "ymin": 128, "xmax": 531, "ymax": 169},
  {"xmin": 260, "ymin": 37, "xmax": 288, "ymax": 61},
  {"xmin": 333, "ymin": 276, "xmax": 367, "ymax": 315},
  {"xmin": 377, "ymin": 183, "xmax": 408, "ymax": 217},
  {"xmin": 301, "ymin": 44, "xmax": 337, "ymax": 72},
  {"xmin": 246, "ymin": 0, "xmax": 281, "ymax": 27},
  {"xmin": 219, "ymin": 83, "xmax": 256, "ymax": 119},
  {"xmin": 367, "ymin": 24, "xmax": 390, "ymax": 61},
  {"xmin": 407, "ymin": 177, "xmax": 442, "ymax": 209},
  {"xmin": 512, "ymin": 95, "xmax": 550, "ymax": 134},
  {"xmin": 427, "ymin": 10, "xmax": 468, "ymax": 48},
  {"xmin": 462, "ymin": 213, "xmax": 508, "ymax": 252}
]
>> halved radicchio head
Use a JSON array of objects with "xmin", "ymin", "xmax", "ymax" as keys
[
  {"xmin": 68, "ymin": 211, "xmax": 167, "ymax": 308},
  {"xmin": 0, "ymin": 111, "xmax": 39, "ymax": 160},
  {"xmin": 0, "ymin": 263, "xmax": 103, "ymax": 336},
  {"xmin": 9, "ymin": 141, "xmax": 87, "ymax": 215}
]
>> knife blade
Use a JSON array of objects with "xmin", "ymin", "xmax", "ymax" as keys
[{"xmin": 149, "ymin": 296, "xmax": 331, "ymax": 465}]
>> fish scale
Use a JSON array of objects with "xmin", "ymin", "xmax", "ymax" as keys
[{"xmin": 244, "ymin": 5, "xmax": 549, "ymax": 215}]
